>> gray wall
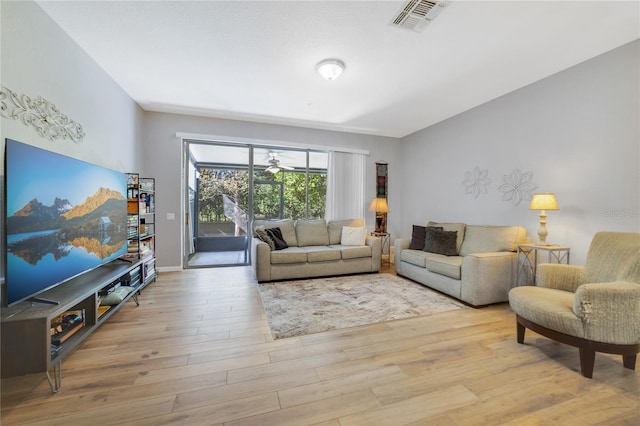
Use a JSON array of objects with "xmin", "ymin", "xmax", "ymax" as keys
[
  {"xmin": 396, "ymin": 40, "xmax": 639, "ymax": 264},
  {"xmin": 1, "ymin": 1, "xmax": 143, "ymax": 171},
  {"xmin": 141, "ymin": 112, "xmax": 400, "ymax": 269},
  {"xmin": 3, "ymin": 0, "xmax": 637, "ymax": 269},
  {"xmin": 1, "ymin": 0, "xmax": 144, "ymax": 285}
]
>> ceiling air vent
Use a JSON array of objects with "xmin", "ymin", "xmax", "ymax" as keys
[{"xmin": 391, "ymin": 0, "xmax": 449, "ymax": 32}]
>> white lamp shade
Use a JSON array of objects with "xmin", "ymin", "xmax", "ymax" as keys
[
  {"xmin": 530, "ymin": 193, "xmax": 558, "ymax": 210},
  {"xmin": 368, "ymin": 197, "xmax": 389, "ymax": 213},
  {"xmin": 316, "ymin": 59, "xmax": 345, "ymax": 80}
]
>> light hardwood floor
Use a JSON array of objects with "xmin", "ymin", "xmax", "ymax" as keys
[{"xmin": 1, "ymin": 267, "xmax": 638, "ymax": 425}]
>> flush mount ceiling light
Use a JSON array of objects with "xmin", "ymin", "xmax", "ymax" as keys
[{"xmin": 316, "ymin": 59, "xmax": 345, "ymax": 81}]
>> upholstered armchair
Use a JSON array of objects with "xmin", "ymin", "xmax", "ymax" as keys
[{"xmin": 509, "ymin": 232, "xmax": 640, "ymax": 378}]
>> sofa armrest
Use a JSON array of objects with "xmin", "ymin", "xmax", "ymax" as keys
[
  {"xmin": 251, "ymin": 237, "xmax": 272, "ymax": 282},
  {"xmin": 537, "ymin": 264, "xmax": 584, "ymax": 292},
  {"xmin": 394, "ymin": 239, "xmax": 411, "ymax": 274},
  {"xmin": 461, "ymin": 252, "xmax": 517, "ymax": 305},
  {"xmin": 573, "ymin": 281, "xmax": 640, "ymax": 344},
  {"xmin": 366, "ymin": 236, "xmax": 382, "ymax": 271}
]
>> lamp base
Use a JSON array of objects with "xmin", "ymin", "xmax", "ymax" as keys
[
  {"xmin": 537, "ymin": 212, "xmax": 549, "ymax": 245},
  {"xmin": 375, "ymin": 213, "xmax": 387, "ymax": 233}
]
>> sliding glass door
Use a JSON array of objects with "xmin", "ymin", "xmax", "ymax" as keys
[{"xmin": 184, "ymin": 141, "xmax": 327, "ymax": 268}]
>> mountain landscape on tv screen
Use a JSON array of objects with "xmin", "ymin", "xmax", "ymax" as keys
[{"xmin": 7, "ymin": 187, "xmax": 127, "ymax": 265}]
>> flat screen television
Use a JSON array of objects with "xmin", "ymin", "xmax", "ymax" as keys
[{"xmin": 4, "ymin": 139, "xmax": 128, "ymax": 306}]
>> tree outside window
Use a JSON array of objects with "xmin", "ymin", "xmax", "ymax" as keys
[{"xmin": 198, "ymin": 167, "xmax": 326, "ymax": 235}]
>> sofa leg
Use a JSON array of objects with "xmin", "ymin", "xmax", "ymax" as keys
[
  {"xmin": 622, "ymin": 354, "xmax": 637, "ymax": 370},
  {"xmin": 579, "ymin": 347, "xmax": 595, "ymax": 378},
  {"xmin": 516, "ymin": 320, "xmax": 525, "ymax": 344}
]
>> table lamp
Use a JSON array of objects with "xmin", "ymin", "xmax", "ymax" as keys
[
  {"xmin": 529, "ymin": 193, "xmax": 558, "ymax": 245},
  {"xmin": 368, "ymin": 197, "xmax": 389, "ymax": 233}
]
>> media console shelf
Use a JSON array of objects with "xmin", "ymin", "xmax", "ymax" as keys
[{"xmin": 1, "ymin": 259, "xmax": 147, "ymax": 392}]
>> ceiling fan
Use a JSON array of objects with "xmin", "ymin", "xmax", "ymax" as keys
[{"xmin": 265, "ymin": 152, "xmax": 294, "ymax": 174}]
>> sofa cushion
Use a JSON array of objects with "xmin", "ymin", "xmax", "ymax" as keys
[
  {"xmin": 401, "ymin": 249, "xmax": 428, "ymax": 268},
  {"xmin": 333, "ymin": 245, "xmax": 372, "ymax": 260},
  {"xmin": 409, "ymin": 225, "xmax": 427, "ymax": 250},
  {"xmin": 270, "ymin": 247, "xmax": 307, "ymax": 264},
  {"xmin": 423, "ymin": 227, "xmax": 458, "ymax": 256},
  {"xmin": 328, "ymin": 219, "xmax": 364, "ymax": 245},
  {"xmin": 341, "ymin": 226, "xmax": 367, "ymax": 246},
  {"xmin": 303, "ymin": 246, "xmax": 342, "ymax": 262},
  {"xmin": 424, "ymin": 254, "xmax": 463, "ymax": 280},
  {"xmin": 295, "ymin": 219, "xmax": 329, "ymax": 247},
  {"xmin": 254, "ymin": 219, "xmax": 298, "ymax": 247},
  {"xmin": 427, "ymin": 222, "xmax": 466, "ymax": 254},
  {"xmin": 266, "ymin": 227, "xmax": 288, "ymax": 250},
  {"xmin": 459, "ymin": 225, "xmax": 526, "ymax": 256}
]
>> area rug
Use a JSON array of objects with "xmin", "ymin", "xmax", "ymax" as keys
[{"xmin": 257, "ymin": 273, "xmax": 468, "ymax": 339}]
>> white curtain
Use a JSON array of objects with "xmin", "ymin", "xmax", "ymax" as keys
[{"xmin": 326, "ymin": 151, "xmax": 366, "ymax": 221}]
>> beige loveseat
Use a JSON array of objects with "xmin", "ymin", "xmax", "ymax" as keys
[
  {"xmin": 394, "ymin": 222, "xmax": 526, "ymax": 306},
  {"xmin": 251, "ymin": 219, "xmax": 381, "ymax": 282}
]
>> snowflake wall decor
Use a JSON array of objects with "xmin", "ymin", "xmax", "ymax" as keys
[
  {"xmin": 497, "ymin": 168, "xmax": 538, "ymax": 206},
  {"xmin": 462, "ymin": 167, "xmax": 492, "ymax": 199}
]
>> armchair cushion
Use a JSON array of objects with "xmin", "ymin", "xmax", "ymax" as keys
[{"xmin": 508, "ymin": 286, "xmax": 583, "ymax": 337}]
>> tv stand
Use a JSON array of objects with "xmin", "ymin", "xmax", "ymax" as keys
[
  {"xmin": 1, "ymin": 258, "xmax": 152, "ymax": 392},
  {"xmin": 28, "ymin": 297, "xmax": 60, "ymax": 306}
]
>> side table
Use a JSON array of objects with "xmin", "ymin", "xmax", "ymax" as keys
[
  {"xmin": 371, "ymin": 232, "xmax": 390, "ymax": 266},
  {"xmin": 517, "ymin": 244, "xmax": 570, "ymax": 286}
]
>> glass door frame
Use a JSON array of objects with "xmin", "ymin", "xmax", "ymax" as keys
[{"xmin": 182, "ymin": 139, "xmax": 327, "ymax": 269}]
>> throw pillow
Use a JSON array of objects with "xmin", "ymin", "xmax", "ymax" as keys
[
  {"xmin": 409, "ymin": 225, "xmax": 442, "ymax": 250},
  {"xmin": 99, "ymin": 286, "xmax": 134, "ymax": 306},
  {"xmin": 409, "ymin": 225, "xmax": 426, "ymax": 250},
  {"xmin": 423, "ymin": 227, "xmax": 458, "ymax": 256},
  {"xmin": 427, "ymin": 222, "xmax": 466, "ymax": 254},
  {"xmin": 255, "ymin": 226, "xmax": 275, "ymax": 250},
  {"xmin": 266, "ymin": 227, "xmax": 288, "ymax": 250},
  {"xmin": 341, "ymin": 226, "xmax": 367, "ymax": 246}
]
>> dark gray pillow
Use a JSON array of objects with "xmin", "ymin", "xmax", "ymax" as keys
[
  {"xmin": 266, "ymin": 227, "xmax": 288, "ymax": 250},
  {"xmin": 423, "ymin": 227, "xmax": 458, "ymax": 256},
  {"xmin": 255, "ymin": 227, "xmax": 275, "ymax": 250},
  {"xmin": 409, "ymin": 225, "xmax": 426, "ymax": 250}
]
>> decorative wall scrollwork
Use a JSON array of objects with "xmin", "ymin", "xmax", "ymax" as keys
[{"xmin": 0, "ymin": 86, "xmax": 85, "ymax": 143}]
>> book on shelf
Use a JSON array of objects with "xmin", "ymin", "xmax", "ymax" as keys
[
  {"xmin": 97, "ymin": 305, "xmax": 112, "ymax": 319},
  {"xmin": 140, "ymin": 181, "xmax": 153, "ymax": 191},
  {"xmin": 50, "ymin": 309, "xmax": 85, "ymax": 345}
]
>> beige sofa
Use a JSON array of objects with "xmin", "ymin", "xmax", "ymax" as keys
[
  {"xmin": 394, "ymin": 222, "xmax": 526, "ymax": 306},
  {"xmin": 251, "ymin": 219, "xmax": 381, "ymax": 282}
]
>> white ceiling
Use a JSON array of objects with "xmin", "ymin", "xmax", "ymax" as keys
[{"xmin": 37, "ymin": 1, "xmax": 639, "ymax": 138}]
